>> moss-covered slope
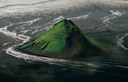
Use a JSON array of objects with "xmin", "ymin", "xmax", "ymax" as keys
[{"xmin": 17, "ymin": 19, "xmax": 107, "ymax": 58}]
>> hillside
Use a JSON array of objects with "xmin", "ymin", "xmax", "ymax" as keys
[{"xmin": 17, "ymin": 19, "xmax": 107, "ymax": 58}]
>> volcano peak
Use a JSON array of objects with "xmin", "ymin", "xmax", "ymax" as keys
[{"xmin": 17, "ymin": 19, "xmax": 107, "ymax": 58}]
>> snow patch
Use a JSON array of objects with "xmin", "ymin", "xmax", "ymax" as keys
[
  {"xmin": 101, "ymin": 10, "xmax": 125, "ymax": 27},
  {"xmin": 68, "ymin": 13, "xmax": 91, "ymax": 20},
  {"xmin": 116, "ymin": 33, "xmax": 128, "ymax": 50},
  {"xmin": 2, "ymin": 42, "xmax": 11, "ymax": 46},
  {"xmin": 0, "ymin": 0, "xmax": 89, "ymax": 18}
]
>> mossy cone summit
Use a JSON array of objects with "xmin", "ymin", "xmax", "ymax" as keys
[{"xmin": 17, "ymin": 19, "xmax": 107, "ymax": 58}]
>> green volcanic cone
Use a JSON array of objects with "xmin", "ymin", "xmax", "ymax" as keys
[{"xmin": 17, "ymin": 19, "xmax": 108, "ymax": 58}]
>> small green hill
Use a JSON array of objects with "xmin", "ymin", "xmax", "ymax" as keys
[{"xmin": 17, "ymin": 19, "xmax": 108, "ymax": 58}]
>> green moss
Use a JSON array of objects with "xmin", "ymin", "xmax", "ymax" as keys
[
  {"xmin": 85, "ymin": 35, "xmax": 104, "ymax": 48},
  {"xmin": 17, "ymin": 19, "xmax": 108, "ymax": 58}
]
